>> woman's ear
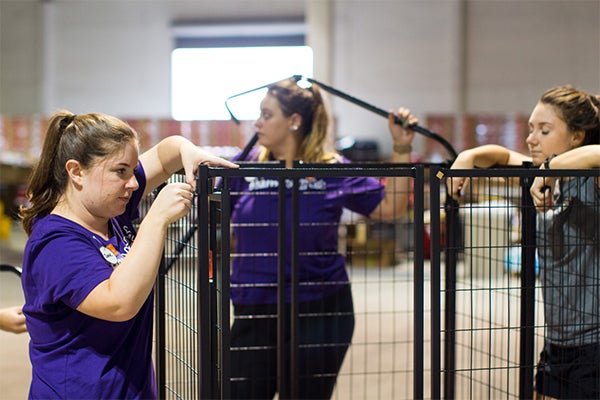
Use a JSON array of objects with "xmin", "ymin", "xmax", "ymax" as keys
[
  {"xmin": 571, "ymin": 129, "xmax": 586, "ymax": 147},
  {"xmin": 65, "ymin": 159, "xmax": 84, "ymax": 184},
  {"xmin": 289, "ymin": 113, "xmax": 303, "ymax": 132}
]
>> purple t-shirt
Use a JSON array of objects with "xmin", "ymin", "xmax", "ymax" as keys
[
  {"xmin": 21, "ymin": 163, "xmax": 156, "ymax": 399},
  {"xmin": 228, "ymin": 150, "xmax": 385, "ymax": 305}
]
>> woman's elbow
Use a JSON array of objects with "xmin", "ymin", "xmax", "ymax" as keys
[
  {"xmin": 370, "ymin": 201, "xmax": 409, "ymax": 221},
  {"xmin": 105, "ymin": 305, "xmax": 140, "ymax": 322},
  {"xmin": 77, "ymin": 294, "xmax": 142, "ymax": 322}
]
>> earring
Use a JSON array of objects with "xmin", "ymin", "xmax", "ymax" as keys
[{"xmin": 289, "ymin": 125, "xmax": 299, "ymax": 132}]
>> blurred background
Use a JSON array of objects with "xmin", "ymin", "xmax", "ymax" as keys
[{"xmin": 0, "ymin": 1, "xmax": 598, "ymax": 397}]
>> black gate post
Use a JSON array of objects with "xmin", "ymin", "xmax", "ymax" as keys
[
  {"xmin": 443, "ymin": 171, "xmax": 460, "ymax": 400},
  {"xmin": 519, "ymin": 166, "xmax": 536, "ymax": 399},
  {"xmin": 413, "ymin": 165, "xmax": 425, "ymax": 400},
  {"xmin": 429, "ymin": 165, "xmax": 443, "ymax": 400},
  {"xmin": 198, "ymin": 165, "xmax": 214, "ymax": 398},
  {"xmin": 155, "ymin": 257, "xmax": 167, "ymax": 400}
]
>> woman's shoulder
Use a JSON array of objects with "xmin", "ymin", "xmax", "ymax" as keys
[
  {"xmin": 24, "ymin": 215, "xmax": 100, "ymax": 272},
  {"xmin": 28, "ymin": 215, "xmax": 95, "ymax": 246},
  {"xmin": 232, "ymin": 146, "xmax": 262, "ymax": 162}
]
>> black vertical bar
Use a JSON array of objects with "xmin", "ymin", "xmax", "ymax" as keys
[
  {"xmin": 443, "ymin": 174, "xmax": 460, "ymax": 400},
  {"xmin": 277, "ymin": 171, "xmax": 290, "ymax": 399},
  {"xmin": 219, "ymin": 181, "xmax": 232, "ymax": 400},
  {"xmin": 153, "ymin": 183, "xmax": 167, "ymax": 400},
  {"xmin": 208, "ymin": 197, "xmax": 218, "ymax": 397},
  {"xmin": 413, "ymin": 165, "xmax": 425, "ymax": 400},
  {"xmin": 155, "ymin": 257, "xmax": 167, "ymax": 400},
  {"xmin": 519, "ymin": 167, "xmax": 536, "ymax": 399},
  {"xmin": 198, "ymin": 165, "xmax": 213, "ymax": 398},
  {"xmin": 429, "ymin": 166, "xmax": 442, "ymax": 400},
  {"xmin": 290, "ymin": 174, "xmax": 300, "ymax": 400}
]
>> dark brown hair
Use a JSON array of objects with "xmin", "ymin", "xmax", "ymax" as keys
[
  {"xmin": 540, "ymin": 85, "xmax": 600, "ymax": 146},
  {"xmin": 20, "ymin": 110, "xmax": 137, "ymax": 235}
]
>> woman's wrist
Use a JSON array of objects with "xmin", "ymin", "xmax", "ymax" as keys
[
  {"xmin": 543, "ymin": 154, "xmax": 557, "ymax": 169},
  {"xmin": 393, "ymin": 143, "xmax": 412, "ymax": 154}
]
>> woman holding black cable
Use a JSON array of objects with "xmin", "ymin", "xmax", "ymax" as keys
[{"xmin": 227, "ymin": 77, "xmax": 417, "ymax": 399}]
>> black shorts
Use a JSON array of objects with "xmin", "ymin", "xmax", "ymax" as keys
[{"xmin": 535, "ymin": 342, "xmax": 600, "ymax": 399}]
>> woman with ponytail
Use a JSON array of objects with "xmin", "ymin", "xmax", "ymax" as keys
[
  {"xmin": 20, "ymin": 111, "xmax": 236, "ymax": 399},
  {"xmin": 228, "ymin": 78, "xmax": 416, "ymax": 399},
  {"xmin": 448, "ymin": 85, "xmax": 600, "ymax": 399}
]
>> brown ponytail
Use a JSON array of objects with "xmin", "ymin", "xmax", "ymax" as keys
[
  {"xmin": 262, "ymin": 78, "xmax": 336, "ymax": 163},
  {"xmin": 20, "ymin": 110, "xmax": 137, "ymax": 235}
]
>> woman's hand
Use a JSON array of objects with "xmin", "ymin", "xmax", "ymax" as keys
[
  {"xmin": 447, "ymin": 176, "xmax": 470, "ymax": 200},
  {"xmin": 530, "ymin": 175, "xmax": 556, "ymax": 212},
  {"xmin": 141, "ymin": 136, "xmax": 239, "ymax": 197},
  {"xmin": 388, "ymin": 107, "xmax": 417, "ymax": 150},
  {"xmin": 0, "ymin": 306, "xmax": 27, "ymax": 334},
  {"xmin": 180, "ymin": 145, "xmax": 239, "ymax": 190},
  {"xmin": 447, "ymin": 150, "xmax": 476, "ymax": 199},
  {"xmin": 146, "ymin": 182, "xmax": 195, "ymax": 226}
]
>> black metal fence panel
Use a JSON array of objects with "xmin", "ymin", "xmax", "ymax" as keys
[
  {"xmin": 434, "ymin": 166, "xmax": 600, "ymax": 400},
  {"xmin": 151, "ymin": 164, "xmax": 600, "ymax": 400}
]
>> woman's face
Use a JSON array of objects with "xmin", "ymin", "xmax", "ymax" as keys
[
  {"xmin": 254, "ymin": 93, "xmax": 297, "ymax": 155},
  {"xmin": 79, "ymin": 140, "xmax": 140, "ymax": 219},
  {"xmin": 526, "ymin": 102, "xmax": 580, "ymax": 166}
]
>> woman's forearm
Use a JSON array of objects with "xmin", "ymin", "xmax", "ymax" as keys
[{"xmin": 546, "ymin": 145, "xmax": 600, "ymax": 169}]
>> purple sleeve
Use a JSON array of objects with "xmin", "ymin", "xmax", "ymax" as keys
[
  {"xmin": 336, "ymin": 157, "xmax": 385, "ymax": 216},
  {"xmin": 340, "ymin": 176, "xmax": 385, "ymax": 216},
  {"xmin": 30, "ymin": 234, "xmax": 113, "ymax": 310}
]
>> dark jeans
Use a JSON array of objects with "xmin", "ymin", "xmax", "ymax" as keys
[
  {"xmin": 535, "ymin": 341, "xmax": 600, "ymax": 399},
  {"xmin": 230, "ymin": 285, "xmax": 355, "ymax": 399}
]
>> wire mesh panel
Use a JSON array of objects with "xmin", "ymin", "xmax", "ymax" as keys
[
  {"xmin": 453, "ymin": 196, "xmax": 531, "ymax": 400},
  {"xmin": 199, "ymin": 164, "xmax": 424, "ymax": 400},
  {"xmin": 338, "ymin": 250, "xmax": 419, "ymax": 399},
  {"xmin": 332, "ymin": 211, "xmax": 418, "ymax": 399},
  {"xmin": 532, "ymin": 170, "xmax": 600, "ymax": 399},
  {"xmin": 154, "ymin": 164, "xmax": 599, "ymax": 399},
  {"xmin": 152, "ymin": 174, "xmax": 201, "ymax": 400},
  {"xmin": 438, "ymin": 169, "xmax": 541, "ymax": 399},
  {"xmin": 436, "ymin": 166, "xmax": 600, "ymax": 399}
]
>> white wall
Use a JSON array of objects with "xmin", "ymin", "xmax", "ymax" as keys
[
  {"xmin": 0, "ymin": 0, "xmax": 44, "ymax": 114},
  {"xmin": 466, "ymin": 1, "xmax": 600, "ymax": 112},
  {"xmin": 41, "ymin": 1, "xmax": 305, "ymax": 118},
  {"xmin": 1, "ymin": 0, "xmax": 599, "ymax": 156},
  {"xmin": 330, "ymin": 1, "xmax": 465, "ymax": 154},
  {"xmin": 42, "ymin": 2, "xmax": 173, "ymax": 117},
  {"xmin": 327, "ymin": 0, "xmax": 599, "ymax": 155},
  {"xmin": 0, "ymin": 0, "xmax": 305, "ymax": 117}
]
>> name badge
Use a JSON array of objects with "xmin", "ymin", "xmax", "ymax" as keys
[{"xmin": 99, "ymin": 246, "xmax": 118, "ymax": 265}]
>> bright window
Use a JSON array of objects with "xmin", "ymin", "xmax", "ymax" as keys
[{"xmin": 171, "ymin": 46, "xmax": 313, "ymax": 121}]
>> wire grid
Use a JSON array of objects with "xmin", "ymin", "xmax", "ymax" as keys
[
  {"xmin": 161, "ymin": 174, "xmax": 201, "ymax": 399},
  {"xmin": 335, "ymin": 205, "xmax": 418, "ymax": 399},
  {"xmin": 444, "ymin": 175, "xmax": 543, "ymax": 399},
  {"xmin": 223, "ymin": 170, "xmax": 420, "ymax": 400},
  {"xmin": 533, "ymin": 174, "xmax": 600, "ymax": 398},
  {"xmin": 152, "ymin": 166, "xmax": 600, "ymax": 399}
]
